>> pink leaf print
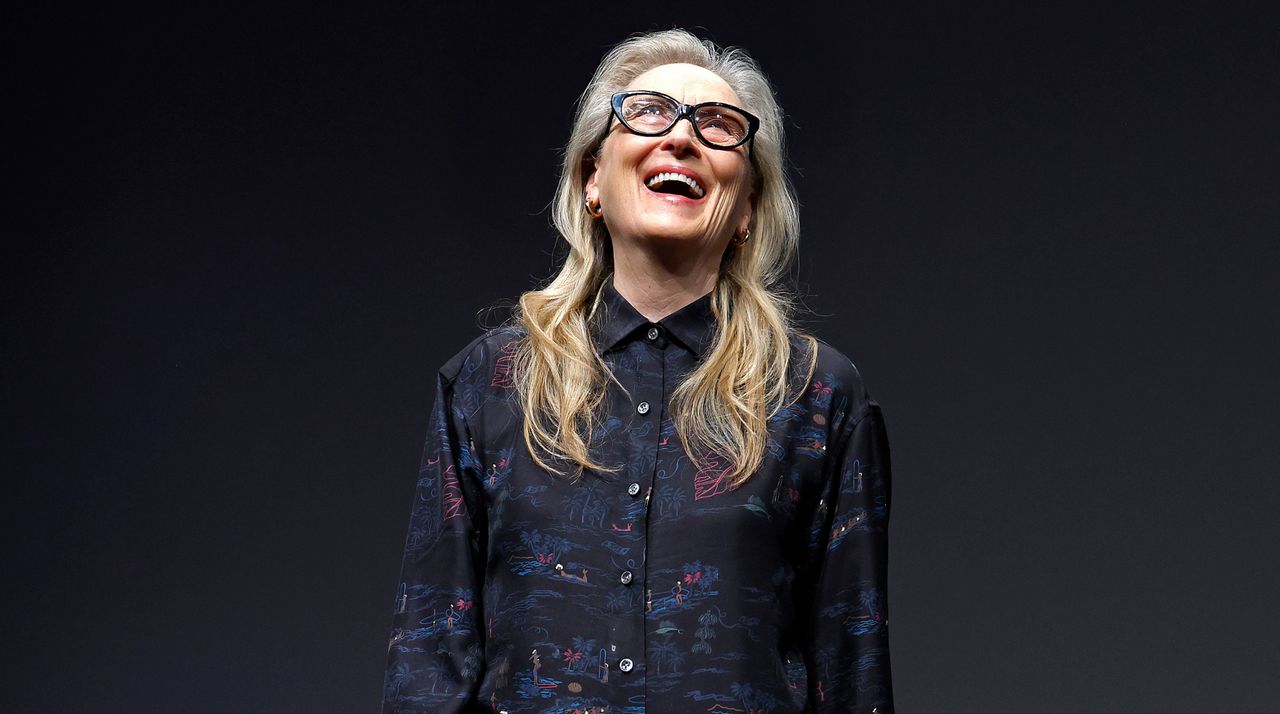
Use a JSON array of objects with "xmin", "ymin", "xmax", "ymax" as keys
[
  {"xmin": 491, "ymin": 340, "xmax": 519, "ymax": 388},
  {"xmin": 693, "ymin": 454, "xmax": 734, "ymax": 500},
  {"xmin": 440, "ymin": 464, "xmax": 465, "ymax": 521}
]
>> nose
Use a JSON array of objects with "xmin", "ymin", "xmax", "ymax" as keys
[{"xmin": 659, "ymin": 117, "xmax": 702, "ymax": 156}]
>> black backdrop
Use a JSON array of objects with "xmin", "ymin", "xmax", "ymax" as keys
[{"xmin": 6, "ymin": 2, "xmax": 1278, "ymax": 712}]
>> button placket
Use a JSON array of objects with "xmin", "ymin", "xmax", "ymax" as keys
[{"xmin": 609, "ymin": 320, "xmax": 670, "ymax": 699}]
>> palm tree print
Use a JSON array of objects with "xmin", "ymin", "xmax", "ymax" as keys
[
  {"xmin": 383, "ymin": 661, "xmax": 411, "ymax": 701},
  {"xmin": 651, "ymin": 639, "xmax": 680, "ymax": 676},
  {"xmin": 693, "ymin": 609, "xmax": 718, "ymax": 655}
]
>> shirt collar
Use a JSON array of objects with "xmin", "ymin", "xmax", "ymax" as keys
[{"xmin": 593, "ymin": 275, "xmax": 717, "ymax": 357}]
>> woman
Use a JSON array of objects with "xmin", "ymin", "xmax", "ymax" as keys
[{"xmin": 383, "ymin": 29, "xmax": 893, "ymax": 714}]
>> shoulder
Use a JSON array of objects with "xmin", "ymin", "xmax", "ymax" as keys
[
  {"xmin": 437, "ymin": 325, "xmax": 526, "ymax": 390},
  {"xmin": 789, "ymin": 331, "xmax": 876, "ymax": 427}
]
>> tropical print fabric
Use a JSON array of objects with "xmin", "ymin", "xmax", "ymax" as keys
[{"xmin": 383, "ymin": 276, "xmax": 894, "ymax": 713}]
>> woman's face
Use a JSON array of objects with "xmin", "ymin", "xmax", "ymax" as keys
[{"xmin": 586, "ymin": 63, "xmax": 755, "ymax": 254}]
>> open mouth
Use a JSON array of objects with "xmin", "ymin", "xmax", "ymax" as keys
[{"xmin": 645, "ymin": 171, "xmax": 705, "ymax": 199}]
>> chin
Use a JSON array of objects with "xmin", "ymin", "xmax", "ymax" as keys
[
  {"xmin": 635, "ymin": 229, "xmax": 709, "ymax": 245},
  {"xmin": 629, "ymin": 218, "xmax": 710, "ymax": 242}
]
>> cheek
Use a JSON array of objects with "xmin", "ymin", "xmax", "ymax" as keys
[
  {"xmin": 595, "ymin": 138, "xmax": 645, "ymax": 187},
  {"xmin": 721, "ymin": 171, "xmax": 753, "ymax": 212},
  {"xmin": 716, "ymin": 153, "xmax": 752, "ymax": 196},
  {"xmin": 599, "ymin": 160, "xmax": 635, "ymax": 198}
]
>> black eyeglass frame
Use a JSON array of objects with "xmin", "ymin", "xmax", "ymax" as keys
[{"xmin": 606, "ymin": 90, "xmax": 761, "ymax": 151}]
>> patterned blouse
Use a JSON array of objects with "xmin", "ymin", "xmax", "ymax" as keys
[{"xmin": 382, "ymin": 277, "xmax": 894, "ymax": 713}]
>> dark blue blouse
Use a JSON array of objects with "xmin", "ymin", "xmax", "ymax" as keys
[{"xmin": 383, "ymin": 277, "xmax": 894, "ymax": 713}]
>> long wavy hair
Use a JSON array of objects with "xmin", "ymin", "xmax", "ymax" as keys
[{"xmin": 512, "ymin": 29, "xmax": 817, "ymax": 487}]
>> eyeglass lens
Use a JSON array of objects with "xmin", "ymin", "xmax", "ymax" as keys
[{"xmin": 618, "ymin": 93, "xmax": 751, "ymax": 147}]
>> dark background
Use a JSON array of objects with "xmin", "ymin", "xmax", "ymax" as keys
[{"xmin": 5, "ymin": 1, "xmax": 1278, "ymax": 711}]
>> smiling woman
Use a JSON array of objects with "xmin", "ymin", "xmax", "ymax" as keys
[
  {"xmin": 382, "ymin": 29, "xmax": 895, "ymax": 714},
  {"xmin": 586, "ymin": 64, "xmax": 756, "ymax": 255}
]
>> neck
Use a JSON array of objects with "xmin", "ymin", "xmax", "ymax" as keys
[{"xmin": 610, "ymin": 240, "xmax": 719, "ymax": 322}]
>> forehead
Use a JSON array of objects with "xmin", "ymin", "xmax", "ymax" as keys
[{"xmin": 625, "ymin": 63, "xmax": 742, "ymax": 106}]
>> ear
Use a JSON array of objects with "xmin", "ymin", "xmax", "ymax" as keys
[
  {"xmin": 585, "ymin": 167, "xmax": 598, "ymax": 202},
  {"xmin": 739, "ymin": 189, "xmax": 756, "ymax": 234}
]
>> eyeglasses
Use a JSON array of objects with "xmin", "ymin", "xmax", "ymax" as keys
[{"xmin": 607, "ymin": 90, "xmax": 760, "ymax": 150}]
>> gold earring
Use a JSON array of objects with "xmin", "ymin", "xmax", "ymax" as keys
[
  {"xmin": 732, "ymin": 227, "xmax": 751, "ymax": 246},
  {"xmin": 585, "ymin": 193, "xmax": 603, "ymax": 219}
]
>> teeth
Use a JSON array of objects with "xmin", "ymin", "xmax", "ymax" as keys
[{"xmin": 645, "ymin": 171, "xmax": 704, "ymax": 198}]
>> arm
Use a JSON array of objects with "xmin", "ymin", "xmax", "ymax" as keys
[
  {"xmin": 798, "ymin": 401, "xmax": 894, "ymax": 713},
  {"xmin": 382, "ymin": 371, "xmax": 488, "ymax": 713}
]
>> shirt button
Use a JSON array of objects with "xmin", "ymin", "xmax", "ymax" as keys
[
  {"xmin": 618, "ymin": 657, "xmax": 634, "ymax": 673},
  {"xmin": 620, "ymin": 570, "xmax": 633, "ymax": 585},
  {"xmin": 627, "ymin": 482, "xmax": 641, "ymax": 497},
  {"xmin": 637, "ymin": 401, "xmax": 650, "ymax": 415},
  {"xmin": 646, "ymin": 326, "xmax": 659, "ymax": 340}
]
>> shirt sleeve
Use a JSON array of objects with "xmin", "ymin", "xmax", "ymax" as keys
[
  {"xmin": 796, "ymin": 400, "xmax": 894, "ymax": 713},
  {"xmin": 382, "ymin": 370, "xmax": 488, "ymax": 713}
]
